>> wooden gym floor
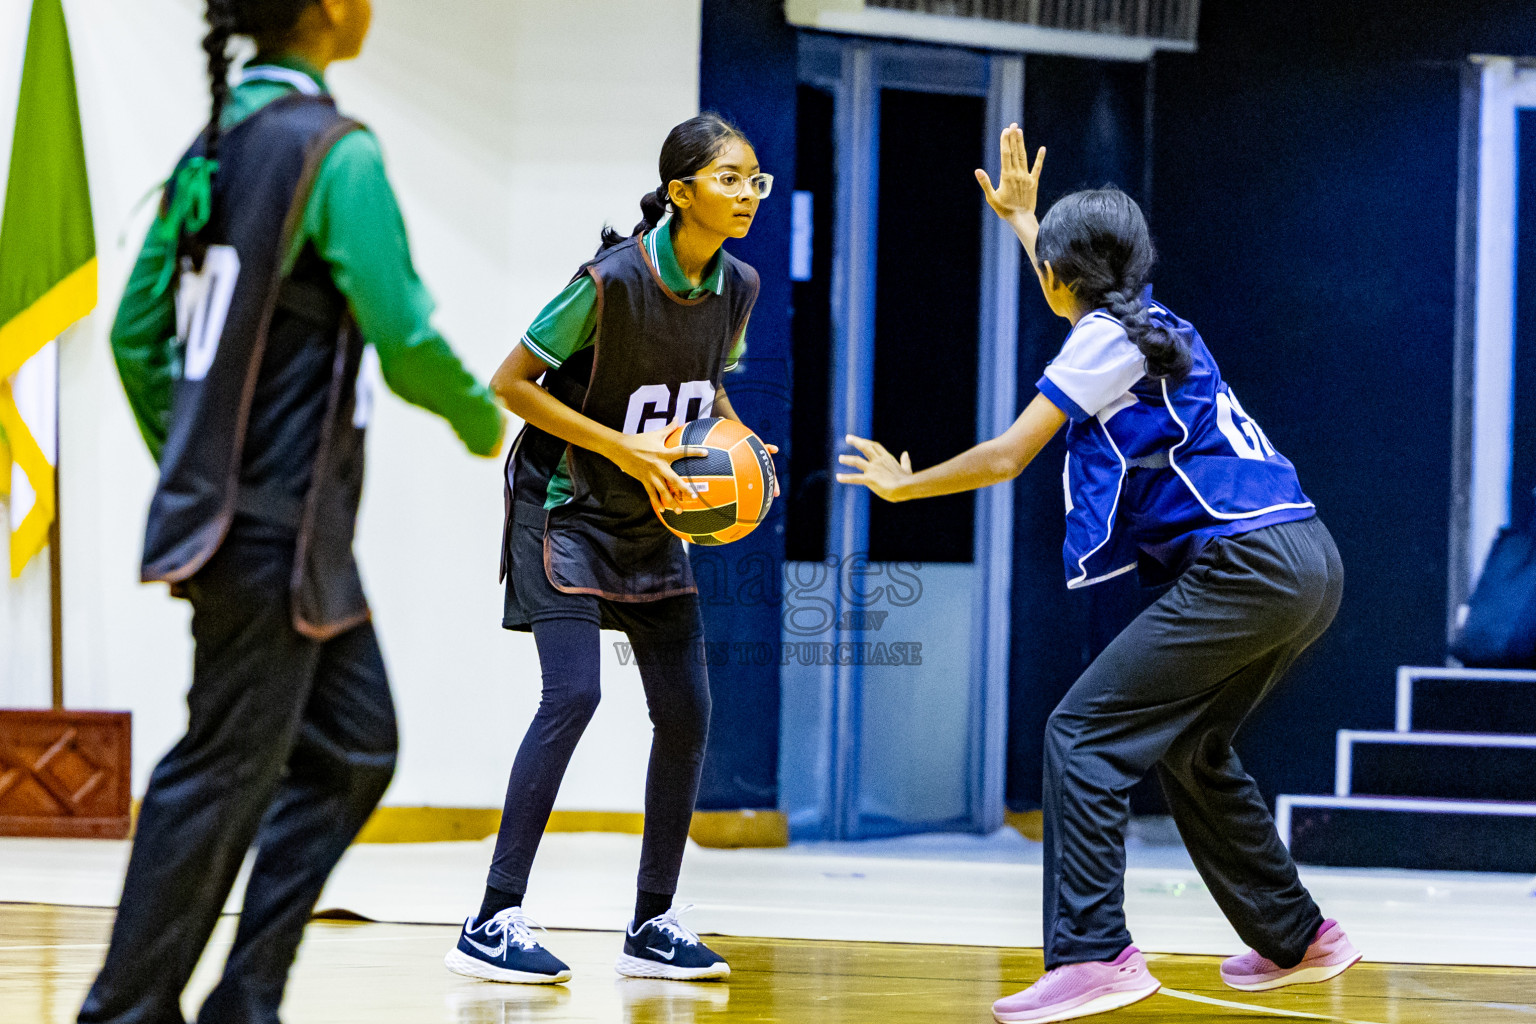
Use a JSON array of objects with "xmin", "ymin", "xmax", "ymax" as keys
[{"xmin": 3, "ymin": 903, "xmax": 1534, "ymax": 1023}]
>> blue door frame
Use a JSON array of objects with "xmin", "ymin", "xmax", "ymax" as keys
[{"xmin": 783, "ymin": 34, "xmax": 1022, "ymax": 841}]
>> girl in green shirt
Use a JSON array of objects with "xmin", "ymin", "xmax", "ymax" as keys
[
  {"xmin": 83, "ymin": 4, "xmax": 501, "ymax": 1023},
  {"xmin": 447, "ymin": 113, "xmax": 775, "ymax": 986}
]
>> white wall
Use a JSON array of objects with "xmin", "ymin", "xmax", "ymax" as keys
[{"xmin": 4, "ymin": 0, "xmax": 702, "ymax": 811}]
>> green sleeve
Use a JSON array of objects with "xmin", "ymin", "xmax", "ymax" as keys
[
  {"xmin": 520, "ymin": 277, "xmax": 747, "ymax": 373},
  {"xmin": 109, "ymin": 220, "xmax": 179, "ymax": 462},
  {"xmin": 299, "ymin": 130, "xmax": 503, "ymax": 456},
  {"xmin": 725, "ymin": 320, "xmax": 748, "ymax": 372},
  {"xmin": 520, "ymin": 276, "xmax": 598, "ymax": 368}
]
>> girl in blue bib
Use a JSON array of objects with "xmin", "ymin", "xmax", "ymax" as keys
[{"xmin": 839, "ymin": 126, "xmax": 1358, "ymax": 1023}]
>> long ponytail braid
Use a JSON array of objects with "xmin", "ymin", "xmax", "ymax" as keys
[
  {"xmin": 150, "ymin": 0, "xmax": 235, "ymax": 291},
  {"xmin": 1037, "ymin": 187, "xmax": 1192, "ymax": 381},
  {"xmin": 154, "ymin": 0, "xmax": 320, "ymax": 292},
  {"xmin": 185, "ymin": 0, "xmax": 236, "ymax": 270},
  {"xmin": 1103, "ymin": 285, "xmax": 1188, "ymax": 380},
  {"xmin": 202, "ymin": 0, "xmax": 236, "ymax": 169}
]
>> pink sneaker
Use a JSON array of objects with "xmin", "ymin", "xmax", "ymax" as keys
[
  {"xmin": 992, "ymin": 946, "xmax": 1160, "ymax": 1023},
  {"xmin": 1221, "ymin": 920, "xmax": 1361, "ymax": 992}
]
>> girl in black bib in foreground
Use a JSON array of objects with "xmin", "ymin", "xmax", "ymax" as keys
[
  {"xmin": 445, "ymin": 114, "xmax": 777, "ymax": 984},
  {"xmin": 84, "ymin": 2, "xmax": 504, "ymax": 1022}
]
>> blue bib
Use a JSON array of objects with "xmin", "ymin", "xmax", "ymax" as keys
[{"xmin": 1041, "ymin": 299, "xmax": 1315, "ymax": 588}]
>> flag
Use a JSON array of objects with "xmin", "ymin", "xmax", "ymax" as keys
[{"xmin": 0, "ymin": 0, "xmax": 95, "ymax": 577}]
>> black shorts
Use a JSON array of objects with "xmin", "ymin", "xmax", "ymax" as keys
[{"xmin": 503, "ymin": 501, "xmax": 703, "ymax": 640}]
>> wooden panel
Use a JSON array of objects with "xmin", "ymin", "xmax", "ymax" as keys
[{"xmin": 0, "ymin": 710, "xmax": 131, "ymax": 839}]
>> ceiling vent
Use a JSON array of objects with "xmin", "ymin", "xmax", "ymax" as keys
[{"xmin": 785, "ymin": 0, "xmax": 1200, "ymax": 61}]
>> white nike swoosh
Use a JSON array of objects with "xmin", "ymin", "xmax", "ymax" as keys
[
  {"xmin": 647, "ymin": 945, "xmax": 676, "ymax": 961},
  {"xmin": 464, "ymin": 935, "xmax": 504, "ymax": 958}
]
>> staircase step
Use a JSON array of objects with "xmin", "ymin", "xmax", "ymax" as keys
[
  {"xmin": 1336, "ymin": 730, "xmax": 1536, "ymax": 802},
  {"xmin": 1396, "ymin": 666, "xmax": 1536, "ymax": 734},
  {"xmin": 1278, "ymin": 794, "xmax": 1536, "ymax": 872}
]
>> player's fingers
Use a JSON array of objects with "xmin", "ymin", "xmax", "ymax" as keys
[
  {"xmin": 645, "ymin": 465, "xmax": 680, "ymax": 506},
  {"xmin": 637, "ymin": 426, "xmax": 674, "ymax": 447},
  {"xmin": 764, "ymin": 443, "xmax": 780, "ymax": 454},
  {"xmin": 660, "ymin": 465, "xmax": 692, "ymax": 498},
  {"xmin": 835, "ymin": 472, "xmax": 869, "ymax": 486},
  {"xmin": 1031, "ymin": 145, "xmax": 1046, "ymax": 181},
  {"xmin": 1001, "ymin": 125, "xmax": 1026, "ymax": 167},
  {"xmin": 662, "ymin": 444, "xmax": 709, "ymax": 461},
  {"xmin": 838, "ymin": 453, "xmax": 869, "ymax": 471},
  {"xmin": 859, "ymin": 437, "xmax": 893, "ymax": 461},
  {"xmin": 900, "ymin": 451, "xmax": 912, "ymax": 472},
  {"xmin": 975, "ymin": 168, "xmax": 998, "ymax": 200},
  {"xmin": 640, "ymin": 476, "xmax": 666, "ymax": 511},
  {"xmin": 1009, "ymin": 126, "xmax": 1027, "ymax": 172},
  {"xmin": 844, "ymin": 434, "xmax": 881, "ymax": 458}
]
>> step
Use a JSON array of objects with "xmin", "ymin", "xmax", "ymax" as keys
[
  {"xmin": 1336, "ymin": 730, "xmax": 1536, "ymax": 802},
  {"xmin": 1278, "ymin": 794, "xmax": 1536, "ymax": 873},
  {"xmin": 1395, "ymin": 665, "xmax": 1536, "ymax": 734}
]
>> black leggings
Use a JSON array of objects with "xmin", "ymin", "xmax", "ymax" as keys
[
  {"xmin": 79, "ymin": 536, "xmax": 397, "ymax": 1024},
  {"xmin": 487, "ymin": 617, "xmax": 711, "ymax": 895}
]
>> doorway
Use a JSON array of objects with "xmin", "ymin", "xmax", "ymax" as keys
[{"xmin": 779, "ymin": 35, "xmax": 1022, "ymax": 841}]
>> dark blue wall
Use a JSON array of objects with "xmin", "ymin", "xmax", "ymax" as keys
[
  {"xmin": 1515, "ymin": 109, "xmax": 1536, "ymax": 528},
  {"xmin": 700, "ymin": 0, "xmax": 1536, "ymax": 815},
  {"xmin": 1007, "ymin": 56, "xmax": 1159, "ymax": 811},
  {"xmin": 695, "ymin": 0, "xmax": 798, "ymax": 809},
  {"xmin": 1129, "ymin": 0, "xmax": 1536, "ymax": 806},
  {"xmin": 1013, "ymin": 1, "xmax": 1536, "ymax": 811}
]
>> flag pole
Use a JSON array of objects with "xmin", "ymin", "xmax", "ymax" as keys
[{"xmin": 48, "ymin": 398, "xmax": 61, "ymax": 710}]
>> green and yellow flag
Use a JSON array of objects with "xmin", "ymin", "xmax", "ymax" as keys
[{"xmin": 0, "ymin": 0, "xmax": 95, "ymax": 577}]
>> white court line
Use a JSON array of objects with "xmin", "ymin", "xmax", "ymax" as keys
[{"xmin": 1161, "ymin": 987, "xmax": 1388, "ymax": 1024}]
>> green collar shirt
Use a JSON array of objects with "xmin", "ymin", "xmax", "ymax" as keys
[
  {"xmin": 110, "ymin": 54, "xmax": 502, "ymax": 461},
  {"xmin": 518, "ymin": 219, "xmax": 748, "ymax": 508}
]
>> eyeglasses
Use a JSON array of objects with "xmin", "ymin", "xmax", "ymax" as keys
[{"xmin": 677, "ymin": 170, "xmax": 774, "ymax": 199}]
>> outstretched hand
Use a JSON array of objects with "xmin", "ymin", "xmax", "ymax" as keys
[
  {"xmin": 836, "ymin": 434, "xmax": 913, "ymax": 503},
  {"xmin": 975, "ymin": 123, "xmax": 1045, "ymax": 232}
]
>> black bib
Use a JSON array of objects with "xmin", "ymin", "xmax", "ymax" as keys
[
  {"xmin": 141, "ymin": 94, "xmax": 371, "ymax": 639},
  {"xmin": 501, "ymin": 234, "xmax": 758, "ymax": 613}
]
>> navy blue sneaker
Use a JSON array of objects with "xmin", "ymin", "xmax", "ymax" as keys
[
  {"xmin": 615, "ymin": 904, "xmax": 729, "ymax": 980},
  {"xmin": 445, "ymin": 907, "xmax": 571, "ymax": 984}
]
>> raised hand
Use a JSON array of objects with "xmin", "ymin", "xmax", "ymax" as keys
[
  {"xmin": 836, "ymin": 434, "xmax": 914, "ymax": 503},
  {"xmin": 974, "ymin": 123, "xmax": 1045, "ymax": 233}
]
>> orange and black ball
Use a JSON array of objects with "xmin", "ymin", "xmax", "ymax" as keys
[{"xmin": 652, "ymin": 417, "xmax": 776, "ymax": 545}]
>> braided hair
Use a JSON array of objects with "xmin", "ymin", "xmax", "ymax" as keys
[
  {"xmin": 599, "ymin": 112, "xmax": 753, "ymax": 252},
  {"xmin": 1036, "ymin": 187, "xmax": 1191, "ymax": 381},
  {"xmin": 160, "ymin": 0, "xmax": 315, "ymax": 281},
  {"xmin": 202, "ymin": 0, "xmax": 318, "ymax": 155},
  {"xmin": 202, "ymin": 1, "xmax": 237, "ymax": 166}
]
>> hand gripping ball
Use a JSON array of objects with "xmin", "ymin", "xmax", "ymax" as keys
[{"xmin": 652, "ymin": 417, "xmax": 776, "ymax": 545}]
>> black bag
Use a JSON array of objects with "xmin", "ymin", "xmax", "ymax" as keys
[{"xmin": 1451, "ymin": 491, "xmax": 1536, "ymax": 668}]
